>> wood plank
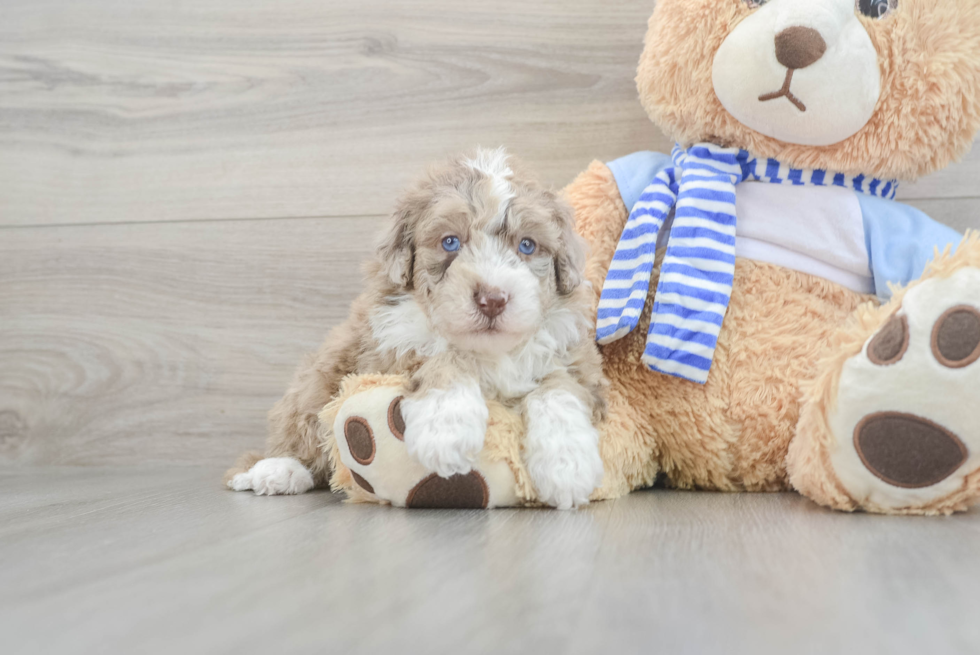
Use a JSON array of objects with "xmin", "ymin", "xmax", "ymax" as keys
[
  {"xmin": 2, "ymin": 467, "xmax": 979, "ymax": 654},
  {"xmin": 899, "ymin": 142, "xmax": 980, "ymax": 201},
  {"xmin": 904, "ymin": 197, "xmax": 980, "ymax": 235},
  {"xmin": 566, "ymin": 490, "xmax": 980, "ymax": 655},
  {"xmin": 0, "ymin": 466, "xmax": 336, "ymax": 602},
  {"xmin": 0, "ymin": 0, "xmax": 668, "ymax": 226},
  {"xmin": 2, "ymin": 1, "xmax": 976, "ymax": 228},
  {"xmin": 1, "ymin": 197, "xmax": 975, "ymax": 468},
  {"xmin": 0, "ymin": 216, "xmax": 385, "ymax": 466},
  {"xmin": 0, "ymin": 466, "xmax": 617, "ymax": 655}
]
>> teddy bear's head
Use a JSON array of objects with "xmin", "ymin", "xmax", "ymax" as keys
[{"xmin": 638, "ymin": 0, "xmax": 980, "ymax": 180}]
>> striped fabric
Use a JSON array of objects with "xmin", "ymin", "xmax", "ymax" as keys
[{"xmin": 596, "ymin": 143, "xmax": 899, "ymax": 384}]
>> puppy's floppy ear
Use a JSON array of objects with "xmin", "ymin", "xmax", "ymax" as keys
[
  {"xmin": 377, "ymin": 190, "xmax": 425, "ymax": 289},
  {"xmin": 551, "ymin": 193, "xmax": 587, "ymax": 295}
]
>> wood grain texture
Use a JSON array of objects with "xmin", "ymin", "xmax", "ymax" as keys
[
  {"xmin": 3, "ymin": 5, "xmax": 980, "ymax": 652},
  {"xmin": 905, "ymin": 198, "xmax": 980, "ymax": 235},
  {"xmin": 2, "ymin": 0, "xmax": 972, "ymax": 227},
  {"xmin": 899, "ymin": 144, "xmax": 980, "ymax": 201},
  {"xmin": 567, "ymin": 489, "xmax": 980, "ymax": 655},
  {"xmin": 0, "ymin": 0, "xmax": 667, "ymax": 226},
  {"xmin": 0, "ymin": 216, "xmax": 384, "ymax": 465},
  {"xmin": 3, "ymin": 208, "xmax": 977, "ymax": 468},
  {"xmin": 0, "ymin": 0, "xmax": 977, "ymax": 467},
  {"xmin": 2, "ymin": 467, "xmax": 979, "ymax": 655}
]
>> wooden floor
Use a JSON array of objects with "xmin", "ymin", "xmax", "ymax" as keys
[
  {"xmin": 2, "ymin": 467, "xmax": 979, "ymax": 655},
  {"xmin": 3, "ymin": 2, "xmax": 980, "ymax": 653}
]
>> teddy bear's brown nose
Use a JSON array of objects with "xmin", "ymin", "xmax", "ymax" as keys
[{"xmin": 775, "ymin": 26, "xmax": 827, "ymax": 70}]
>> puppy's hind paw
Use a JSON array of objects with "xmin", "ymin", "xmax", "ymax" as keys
[
  {"xmin": 400, "ymin": 384, "xmax": 488, "ymax": 478},
  {"xmin": 228, "ymin": 457, "xmax": 315, "ymax": 496}
]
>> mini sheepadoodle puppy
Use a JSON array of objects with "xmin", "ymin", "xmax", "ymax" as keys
[{"xmin": 227, "ymin": 148, "xmax": 606, "ymax": 509}]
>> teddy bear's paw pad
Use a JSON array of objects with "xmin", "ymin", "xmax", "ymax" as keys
[
  {"xmin": 866, "ymin": 314, "xmax": 909, "ymax": 365},
  {"xmin": 932, "ymin": 305, "xmax": 980, "ymax": 368},
  {"xmin": 343, "ymin": 417, "xmax": 376, "ymax": 465},
  {"xmin": 332, "ymin": 385, "xmax": 519, "ymax": 508},
  {"xmin": 854, "ymin": 413, "xmax": 968, "ymax": 489},
  {"xmin": 827, "ymin": 267, "xmax": 980, "ymax": 512},
  {"xmin": 387, "ymin": 396, "xmax": 406, "ymax": 441},
  {"xmin": 406, "ymin": 472, "xmax": 489, "ymax": 509}
]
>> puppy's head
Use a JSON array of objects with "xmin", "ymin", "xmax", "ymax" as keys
[{"xmin": 376, "ymin": 148, "xmax": 585, "ymax": 355}]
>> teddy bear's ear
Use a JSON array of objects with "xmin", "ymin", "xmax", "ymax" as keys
[
  {"xmin": 376, "ymin": 192, "xmax": 423, "ymax": 290},
  {"xmin": 551, "ymin": 193, "xmax": 587, "ymax": 295}
]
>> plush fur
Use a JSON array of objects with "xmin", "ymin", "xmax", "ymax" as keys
[
  {"xmin": 229, "ymin": 0, "xmax": 980, "ymax": 515},
  {"xmin": 563, "ymin": 0, "xmax": 980, "ymax": 513},
  {"xmin": 638, "ymin": 0, "xmax": 980, "ymax": 180},
  {"xmin": 569, "ymin": 163, "xmax": 870, "ymax": 496},
  {"xmin": 789, "ymin": 234, "xmax": 980, "ymax": 515},
  {"xmin": 226, "ymin": 149, "xmax": 607, "ymax": 508}
]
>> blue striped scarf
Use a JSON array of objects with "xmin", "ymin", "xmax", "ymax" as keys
[{"xmin": 596, "ymin": 143, "xmax": 898, "ymax": 384}]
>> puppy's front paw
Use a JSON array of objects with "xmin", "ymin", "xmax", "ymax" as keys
[
  {"xmin": 228, "ymin": 457, "xmax": 315, "ymax": 496},
  {"xmin": 401, "ymin": 384, "xmax": 488, "ymax": 478},
  {"xmin": 525, "ymin": 391, "xmax": 604, "ymax": 510},
  {"xmin": 527, "ymin": 437, "xmax": 604, "ymax": 510}
]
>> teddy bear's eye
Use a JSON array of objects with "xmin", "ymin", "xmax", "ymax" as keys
[
  {"xmin": 744, "ymin": 0, "xmax": 769, "ymax": 7},
  {"xmin": 857, "ymin": 0, "xmax": 896, "ymax": 19}
]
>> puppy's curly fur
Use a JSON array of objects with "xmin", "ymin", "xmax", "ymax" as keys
[{"xmin": 227, "ymin": 149, "xmax": 607, "ymax": 508}]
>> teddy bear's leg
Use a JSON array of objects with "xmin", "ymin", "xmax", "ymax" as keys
[
  {"xmin": 323, "ymin": 382, "xmax": 520, "ymax": 509},
  {"xmin": 789, "ymin": 234, "xmax": 980, "ymax": 515}
]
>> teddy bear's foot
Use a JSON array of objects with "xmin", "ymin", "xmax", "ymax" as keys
[
  {"xmin": 791, "ymin": 240, "xmax": 980, "ymax": 515},
  {"xmin": 325, "ymin": 383, "xmax": 520, "ymax": 509}
]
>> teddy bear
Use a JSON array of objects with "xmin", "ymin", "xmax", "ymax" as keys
[{"xmin": 319, "ymin": 0, "xmax": 980, "ymax": 515}]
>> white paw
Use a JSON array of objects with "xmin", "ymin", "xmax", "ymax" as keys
[
  {"xmin": 228, "ymin": 457, "xmax": 315, "ymax": 496},
  {"xmin": 525, "ymin": 390, "xmax": 604, "ymax": 510},
  {"xmin": 400, "ymin": 383, "xmax": 488, "ymax": 478}
]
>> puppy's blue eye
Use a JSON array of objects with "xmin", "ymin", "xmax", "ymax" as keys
[
  {"xmin": 519, "ymin": 239, "xmax": 537, "ymax": 255},
  {"xmin": 442, "ymin": 236, "xmax": 460, "ymax": 252}
]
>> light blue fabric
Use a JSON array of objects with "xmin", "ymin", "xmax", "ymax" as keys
[
  {"xmin": 606, "ymin": 152, "xmax": 965, "ymax": 306},
  {"xmin": 857, "ymin": 194, "xmax": 962, "ymax": 301},
  {"xmin": 599, "ymin": 145, "xmax": 901, "ymax": 384},
  {"xmin": 607, "ymin": 151, "xmax": 672, "ymax": 214}
]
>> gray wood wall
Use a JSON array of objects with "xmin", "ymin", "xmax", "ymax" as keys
[{"xmin": 2, "ymin": 0, "xmax": 978, "ymax": 467}]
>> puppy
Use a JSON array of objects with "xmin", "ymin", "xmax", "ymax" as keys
[{"xmin": 227, "ymin": 148, "xmax": 606, "ymax": 509}]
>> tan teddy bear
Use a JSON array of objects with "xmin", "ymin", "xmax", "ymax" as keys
[{"xmin": 317, "ymin": 0, "xmax": 980, "ymax": 514}]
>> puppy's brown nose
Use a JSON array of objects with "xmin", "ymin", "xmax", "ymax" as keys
[
  {"xmin": 475, "ymin": 286, "xmax": 508, "ymax": 319},
  {"xmin": 775, "ymin": 26, "xmax": 827, "ymax": 70}
]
